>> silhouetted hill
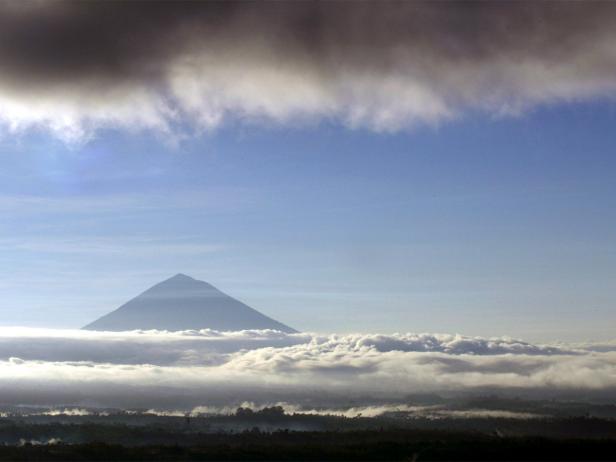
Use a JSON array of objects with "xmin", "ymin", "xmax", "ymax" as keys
[{"xmin": 83, "ymin": 274, "xmax": 297, "ymax": 332}]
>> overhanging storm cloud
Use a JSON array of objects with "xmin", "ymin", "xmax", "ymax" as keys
[{"xmin": 1, "ymin": 2, "xmax": 616, "ymax": 142}]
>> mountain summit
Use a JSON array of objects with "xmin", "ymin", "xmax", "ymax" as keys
[{"xmin": 83, "ymin": 274, "xmax": 297, "ymax": 333}]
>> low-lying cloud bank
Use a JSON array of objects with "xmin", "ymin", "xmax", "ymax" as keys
[
  {"xmin": 1, "ymin": 2, "xmax": 616, "ymax": 142},
  {"xmin": 0, "ymin": 327, "xmax": 570, "ymax": 365},
  {"xmin": 0, "ymin": 327, "xmax": 615, "ymax": 409}
]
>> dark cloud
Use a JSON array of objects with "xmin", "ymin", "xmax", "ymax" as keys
[{"xmin": 0, "ymin": 1, "xmax": 615, "ymax": 141}]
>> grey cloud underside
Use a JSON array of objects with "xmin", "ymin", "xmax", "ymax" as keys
[
  {"xmin": 1, "ymin": 2, "xmax": 616, "ymax": 140},
  {"xmin": 1, "ymin": 328, "xmax": 616, "ymax": 409}
]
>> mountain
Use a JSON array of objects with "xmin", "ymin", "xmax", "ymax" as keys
[{"xmin": 83, "ymin": 273, "xmax": 297, "ymax": 333}]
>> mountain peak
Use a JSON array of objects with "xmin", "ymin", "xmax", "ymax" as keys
[
  {"xmin": 83, "ymin": 274, "xmax": 297, "ymax": 333},
  {"xmin": 167, "ymin": 273, "xmax": 196, "ymax": 282}
]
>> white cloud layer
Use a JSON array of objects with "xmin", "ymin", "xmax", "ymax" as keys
[{"xmin": 0, "ymin": 327, "xmax": 614, "ymax": 409}]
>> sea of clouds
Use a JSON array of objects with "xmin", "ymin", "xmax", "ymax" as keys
[{"xmin": 0, "ymin": 327, "xmax": 615, "ymax": 410}]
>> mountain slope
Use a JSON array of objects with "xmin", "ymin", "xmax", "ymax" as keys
[{"xmin": 83, "ymin": 273, "xmax": 297, "ymax": 333}]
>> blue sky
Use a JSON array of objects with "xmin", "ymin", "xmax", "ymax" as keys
[{"xmin": 1, "ymin": 101, "xmax": 615, "ymax": 342}]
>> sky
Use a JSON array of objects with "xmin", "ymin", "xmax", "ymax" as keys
[{"xmin": 0, "ymin": 2, "xmax": 615, "ymax": 342}]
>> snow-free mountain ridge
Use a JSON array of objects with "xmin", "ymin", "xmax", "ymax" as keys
[{"xmin": 83, "ymin": 273, "xmax": 297, "ymax": 333}]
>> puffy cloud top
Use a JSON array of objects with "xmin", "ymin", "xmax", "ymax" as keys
[{"xmin": 0, "ymin": 327, "xmax": 615, "ymax": 409}]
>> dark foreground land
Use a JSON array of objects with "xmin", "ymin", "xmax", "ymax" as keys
[
  {"xmin": 2, "ymin": 400, "xmax": 616, "ymax": 460},
  {"xmin": 2, "ymin": 430, "xmax": 616, "ymax": 461},
  {"xmin": 2, "ymin": 419, "xmax": 616, "ymax": 461}
]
